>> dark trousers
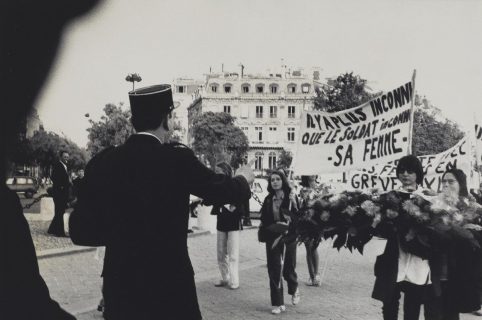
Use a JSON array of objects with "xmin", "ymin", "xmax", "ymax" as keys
[
  {"xmin": 382, "ymin": 282, "xmax": 439, "ymax": 320},
  {"xmin": 48, "ymin": 196, "xmax": 67, "ymax": 236},
  {"xmin": 427, "ymin": 281, "xmax": 459, "ymax": 320},
  {"xmin": 265, "ymin": 238, "xmax": 298, "ymax": 306},
  {"xmin": 103, "ymin": 273, "xmax": 202, "ymax": 320}
]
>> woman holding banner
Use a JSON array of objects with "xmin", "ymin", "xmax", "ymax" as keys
[
  {"xmin": 259, "ymin": 170, "xmax": 300, "ymax": 314},
  {"xmin": 371, "ymin": 155, "xmax": 440, "ymax": 320}
]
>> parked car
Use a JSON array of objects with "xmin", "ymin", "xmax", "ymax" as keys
[
  {"xmin": 249, "ymin": 178, "xmax": 269, "ymax": 218},
  {"xmin": 6, "ymin": 175, "xmax": 39, "ymax": 198}
]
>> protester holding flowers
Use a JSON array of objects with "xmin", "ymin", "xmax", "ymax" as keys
[
  {"xmin": 371, "ymin": 155, "xmax": 440, "ymax": 320},
  {"xmin": 429, "ymin": 168, "xmax": 482, "ymax": 319},
  {"xmin": 259, "ymin": 170, "xmax": 300, "ymax": 314}
]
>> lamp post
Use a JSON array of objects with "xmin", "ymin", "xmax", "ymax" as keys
[{"xmin": 125, "ymin": 73, "xmax": 142, "ymax": 91}]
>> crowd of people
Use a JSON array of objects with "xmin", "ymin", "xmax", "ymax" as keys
[{"xmin": 247, "ymin": 155, "xmax": 482, "ymax": 319}]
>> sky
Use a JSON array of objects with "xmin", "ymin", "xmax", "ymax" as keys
[{"xmin": 36, "ymin": 0, "xmax": 482, "ymax": 148}]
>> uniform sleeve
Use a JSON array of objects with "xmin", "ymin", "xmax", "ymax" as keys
[{"xmin": 178, "ymin": 148, "xmax": 251, "ymax": 206}]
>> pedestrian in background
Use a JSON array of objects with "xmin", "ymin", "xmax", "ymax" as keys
[
  {"xmin": 299, "ymin": 175, "xmax": 321, "ymax": 287},
  {"xmin": 212, "ymin": 162, "xmax": 248, "ymax": 290},
  {"xmin": 259, "ymin": 170, "xmax": 300, "ymax": 315},
  {"xmin": 47, "ymin": 150, "xmax": 71, "ymax": 237}
]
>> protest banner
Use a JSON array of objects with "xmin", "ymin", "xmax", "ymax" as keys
[
  {"xmin": 347, "ymin": 137, "xmax": 472, "ymax": 192},
  {"xmin": 475, "ymin": 119, "xmax": 482, "ymax": 168},
  {"xmin": 293, "ymin": 79, "xmax": 414, "ymax": 175}
]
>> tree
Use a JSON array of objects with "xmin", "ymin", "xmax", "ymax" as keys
[
  {"xmin": 314, "ymin": 72, "xmax": 375, "ymax": 112},
  {"xmin": 191, "ymin": 112, "xmax": 249, "ymax": 169},
  {"xmin": 314, "ymin": 72, "xmax": 464, "ymax": 156},
  {"xmin": 277, "ymin": 149, "xmax": 293, "ymax": 170},
  {"xmin": 87, "ymin": 103, "xmax": 135, "ymax": 157},
  {"xmin": 87, "ymin": 103, "xmax": 184, "ymax": 157},
  {"xmin": 411, "ymin": 97, "xmax": 464, "ymax": 156},
  {"xmin": 23, "ymin": 129, "xmax": 88, "ymax": 175}
]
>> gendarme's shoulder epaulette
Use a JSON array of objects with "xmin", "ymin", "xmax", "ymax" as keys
[{"xmin": 168, "ymin": 142, "xmax": 189, "ymax": 149}]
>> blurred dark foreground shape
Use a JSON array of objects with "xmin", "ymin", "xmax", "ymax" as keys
[{"xmin": 0, "ymin": 1, "xmax": 102, "ymax": 319}]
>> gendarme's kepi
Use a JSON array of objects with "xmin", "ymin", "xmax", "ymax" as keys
[{"xmin": 128, "ymin": 84, "xmax": 175, "ymax": 116}]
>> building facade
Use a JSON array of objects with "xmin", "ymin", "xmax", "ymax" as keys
[
  {"xmin": 188, "ymin": 69, "xmax": 317, "ymax": 175},
  {"xmin": 172, "ymin": 78, "xmax": 204, "ymax": 144}
]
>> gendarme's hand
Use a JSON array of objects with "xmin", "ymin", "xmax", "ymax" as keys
[{"xmin": 235, "ymin": 159, "xmax": 255, "ymax": 186}]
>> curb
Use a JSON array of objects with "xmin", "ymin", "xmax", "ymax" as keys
[
  {"xmin": 37, "ymin": 246, "xmax": 96, "ymax": 260},
  {"xmin": 37, "ymin": 230, "xmax": 213, "ymax": 261}
]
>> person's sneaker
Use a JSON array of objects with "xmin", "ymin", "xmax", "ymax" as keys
[
  {"xmin": 306, "ymin": 278, "xmax": 314, "ymax": 286},
  {"xmin": 292, "ymin": 288, "xmax": 300, "ymax": 305},
  {"xmin": 271, "ymin": 305, "xmax": 286, "ymax": 314},
  {"xmin": 229, "ymin": 285, "xmax": 239, "ymax": 290},
  {"xmin": 214, "ymin": 280, "xmax": 228, "ymax": 287},
  {"xmin": 313, "ymin": 274, "xmax": 321, "ymax": 287}
]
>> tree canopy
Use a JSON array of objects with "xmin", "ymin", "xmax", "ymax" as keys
[
  {"xmin": 86, "ymin": 103, "xmax": 183, "ymax": 157},
  {"xmin": 314, "ymin": 72, "xmax": 375, "ymax": 112},
  {"xmin": 11, "ymin": 128, "xmax": 88, "ymax": 176},
  {"xmin": 191, "ymin": 112, "xmax": 249, "ymax": 169}
]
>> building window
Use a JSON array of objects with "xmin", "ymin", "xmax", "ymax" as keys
[
  {"xmin": 241, "ymin": 126, "xmax": 249, "ymax": 135},
  {"xmin": 301, "ymin": 84, "xmax": 311, "ymax": 93},
  {"xmin": 256, "ymin": 84, "xmax": 264, "ymax": 93},
  {"xmin": 211, "ymin": 84, "xmax": 218, "ymax": 93},
  {"xmin": 256, "ymin": 106, "xmax": 263, "ymax": 118},
  {"xmin": 176, "ymin": 86, "xmax": 185, "ymax": 93},
  {"xmin": 240, "ymin": 106, "xmax": 249, "ymax": 118},
  {"xmin": 242, "ymin": 84, "xmax": 250, "ymax": 93},
  {"xmin": 268, "ymin": 152, "xmax": 277, "ymax": 169},
  {"xmin": 287, "ymin": 127, "xmax": 295, "ymax": 142},
  {"xmin": 269, "ymin": 106, "xmax": 277, "ymax": 118},
  {"xmin": 288, "ymin": 106, "xmax": 296, "ymax": 118},
  {"xmin": 270, "ymin": 84, "xmax": 278, "ymax": 94},
  {"xmin": 224, "ymin": 105, "xmax": 231, "ymax": 114},
  {"xmin": 287, "ymin": 84, "xmax": 296, "ymax": 93},
  {"xmin": 255, "ymin": 126, "xmax": 263, "ymax": 142},
  {"xmin": 224, "ymin": 84, "xmax": 232, "ymax": 93},
  {"xmin": 255, "ymin": 152, "xmax": 264, "ymax": 170},
  {"xmin": 269, "ymin": 127, "xmax": 277, "ymax": 143}
]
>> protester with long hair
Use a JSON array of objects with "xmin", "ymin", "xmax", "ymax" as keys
[
  {"xmin": 371, "ymin": 155, "xmax": 439, "ymax": 320},
  {"xmin": 259, "ymin": 170, "xmax": 300, "ymax": 314},
  {"xmin": 212, "ymin": 162, "xmax": 248, "ymax": 290},
  {"xmin": 430, "ymin": 168, "xmax": 482, "ymax": 319}
]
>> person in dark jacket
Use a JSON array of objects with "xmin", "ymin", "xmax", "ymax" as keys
[
  {"xmin": 69, "ymin": 84, "xmax": 254, "ymax": 320},
  {"xmin": 260, "ymin": 170, "xmax": 300, "ymax": 315},
  {"xmin": 371, "ymin": 155, "xmax": 439, "ymax": 320},
  {"xmin": 211, "ymin": 162, "xmax": 248, "ymax": 290},
  {"xmin": 47, "ymin": 150, "xmax": 72, "ymax": 237},
  {"xmin": 432, "ymin": 169, "xmax": 482, "ymax": 319}
]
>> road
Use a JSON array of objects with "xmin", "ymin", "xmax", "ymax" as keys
[{"xmin": 37, "ymin": 228, "xmax": 480, "ymax": 320}]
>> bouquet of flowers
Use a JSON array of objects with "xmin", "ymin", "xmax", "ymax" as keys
[{"xmin": 295, "ymin": 189, "xmax": 380, "ymax": 254}]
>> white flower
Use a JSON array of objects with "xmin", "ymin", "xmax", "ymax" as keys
[
  {"xmin": 343, "ymin": 205, "xmax": 357, "ymax": 217},
  {"xmin": 360, "ymin": 200, "xmax": 379, "ymax": 217}
]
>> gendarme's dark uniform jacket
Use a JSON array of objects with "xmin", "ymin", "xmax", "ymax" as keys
[{"xmin": 71, "ymin": 134, "xmax": 251, "ymax": 320}]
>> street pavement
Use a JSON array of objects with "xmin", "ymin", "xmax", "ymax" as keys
[{"xmin": 38, "ymin": 228, "xmax": 480, "ymax": 320}]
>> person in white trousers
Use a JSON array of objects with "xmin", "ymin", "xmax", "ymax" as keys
[{"xmin": 211, "ymin": 162, "xmax": 248, "ymax": 290}]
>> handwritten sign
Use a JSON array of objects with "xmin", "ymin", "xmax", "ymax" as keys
[
  {"xmin": 475, "ymin": 121, "xmax": 482, "ymax": 168},
  {"xmin": 293, "ymin": 81, "xmax": 413, "ymax": 174},
  {"xmin": 347, "ymin": 137, "xmax": 471, "ymax": 192}
]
